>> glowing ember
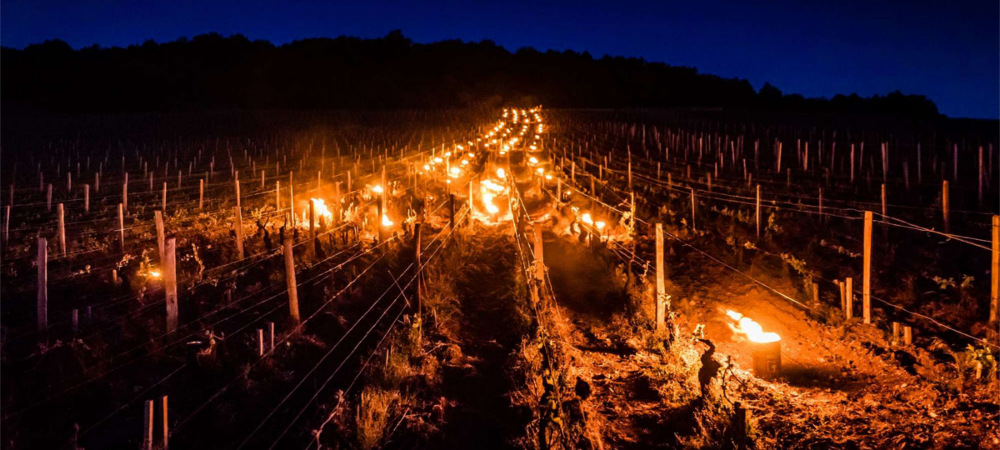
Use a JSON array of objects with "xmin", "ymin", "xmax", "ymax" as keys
[
  {"xmin": 496, "ymin": 168, "xmax": 506, "ymax": 179},
  {"xmin": 726, "ymin": 310, "xmax": 780, "ymax": 343},
  {"xmin": 372, "ymin": 185, "xmax": 384, "ymax": 194},
  {"xmin": 581, "ymin": 212, "xmax": 594, "ymax": 225},
  {"xmin": 148, "ymin": 269, "xmax": 162, "ymax": 278},
  {"xmin": 595, "ymin": 221, "xmax": 606, "ymax": 230},
  {"xmin": 381, "ymin": 214, "xmax": 393, "ymax": 227}
]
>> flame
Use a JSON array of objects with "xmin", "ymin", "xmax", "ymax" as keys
[
  {"xmin": 483, "ymin": 192, "xmax": 500, "ymax": 214},
  {"xmin": 581, "ymin": 212, "xmax": 593, "ymax": 225},
  {"xmin": 726, "ymin": 310, "xmax": 780, "ymax": 343},
  {"xmin": 496, "ymin": 168, "xmax": 506, "ymax": 179},
  {"xmin": 381, "ymin": 214, "xmax": 393, "ymax": 227},
  {"xmin": 148, "ymin": 269, "xmax": 162, "ymax": 279},
  {"xmin": 303, "ymin": 198, "xmax": 335, "ymax": 228},
  {"xmin": 372, "ymin": 185, "xmax": 384, "ymax": 194}
]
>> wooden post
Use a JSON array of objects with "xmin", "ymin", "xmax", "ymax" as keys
[
  {"xmin": 37, "ymin": 237, "xmax": 47, "ymax": 332},
  {"xmin": 533, "ymin": 225, "xmax": 545, "ymax": 282},
  {"xmin": 309, "ymin": 199, "xmax": 316, "ymax": 241},
  {"xmin": 942, "ymin": 181, "xmax": 950, "ymax": 233},
  {"xmin": 57, "ymin": 203, "xmax": 66, "ymax": 256},
  {"xmin": 118, "ymin": 203, "xmax": 125, "ymax": 251},
  {"xmin": 449, "ymin": 193, "xmax": 456, "ymax": 230},
  {"xmin": 289, "ymin": 172, "xmax": 295, "ymax": 226},
  {"xmin": 46, "ymin": 183, "xmax": 52, "ymax": 211},
  {"xmin": 655, "ymin": 223, "xmax": 666, "ymax": 333},
  {"xmin": 880, "ymin": 183, "xmax": 887, "ymax": 238},
  {"xmin": 164, "ymin": 237, "xmax": 178, "ymax": 333},
  {"xmin": 161, "ymin": 182, "xmax": 167, "ymax": 213},
  {"xmin": 122, "ymin": 181, "xmax": 128, "ymax": 213},
  {"xmin": 863, "ymin": 212, "xmax": 873, "ymax": 324},
  {"xmin": 84, "ymin": 184, "xmax": 90, "ymax": 213},
  {"xmin": 234, "ymin": 206, "xmax": 245, "ymax": 259},
  {"xmin": 235, "ymin": 176, "xmax": 241, "ymax": 210},
  {"xmin": 903, "ymin": 326, "xmax": 913, "ymax": 346},
  {"xmin": 892, "ymin": 321, "xmax": 900, "ymax": 344},
  {"xmin": 155, "ymin": 210, "xmax": 165, "ymax": 263},
  {"xmin": 414, "ymin": 222, "xmax": 422, "ymax": 323},
  {"xmin": 143, "ymin": 399, "xmax": 154, "ymax": 450},
  {"xmin": 845, "ymin": 277, "xmax": 853, "ymax": 320},
  {"xmin": 990, "ymin": 215, "xmax": 999, "ymax": 327},
  {"xmin": 979, "ymin": 146, "xmax": 984, "ymax": 206},
  {"xmin": 690, "ymin": 188, "xmax": 696, "ymax": 231},
  {"xmin": 377, "ymin": 195, "xmax": 385, "ymax": 243},
  {"xmin": 818, "ymin": 188, "xmax": 824, "ymax": 221},
  {"xmin": 275, "ymin": 180, "xmax": 281, "ymax": 210},
  {"xmin": 162, "ymin": 395, "xmax": 169, "ymax": 450},
  {"xmin": 269, "ymin": 322, "xmax": 275, "ymax": 351},
  {"xmin": 284, "ymin": 238, "xmax": 300, "ymax": 324},
  {"xmin": 258, "ymin": 329, "xmax": 265, "ymax": 356},
  {"xmin": 755, "ymin": 185, "xmax": 761, "ymax": 238}
]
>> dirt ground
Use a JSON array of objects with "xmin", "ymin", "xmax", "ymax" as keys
[{"xmin": 541, "ymin": 228, "xmax": 999, "ymax": 449}]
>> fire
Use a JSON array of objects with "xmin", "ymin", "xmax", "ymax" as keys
[
  {"xmin": 381, "ymin": 214, "xmax": 393, "ymax": 227},
  {"xmin": 483, "ymin": 192, "xmax": 500, "ymax": 214},
  {"xmin": 148, "ymin": 269, "xmax": 162, "ymax": 279},
  {"xmin": 301, "ymin": 198, "xmax": 335, "ymax": 227},
  {"xmin": 726, "ymin": 310, "xmax": 780, "ymax": 343},
  {"xmin": 372, "ymin": 185, "xmax": 384, "ymax": 194}
]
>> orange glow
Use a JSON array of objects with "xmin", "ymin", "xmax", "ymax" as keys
[{"xmin": 726, "ymin": 310, "xmax": 780, "ymax": 343}]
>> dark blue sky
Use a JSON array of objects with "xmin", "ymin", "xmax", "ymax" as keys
[{"xmin": 3, "ymin": 0, "xmax": 997, "ymax": 118}]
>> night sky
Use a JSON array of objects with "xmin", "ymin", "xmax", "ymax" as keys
[{"xmin": 3, "ymin": 0, "xmax": 997, "ymax": 119}]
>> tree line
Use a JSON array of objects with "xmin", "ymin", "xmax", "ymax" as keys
[{"xmin": 1, "ymin": 30, "xmax": 940, "ymax": 117}]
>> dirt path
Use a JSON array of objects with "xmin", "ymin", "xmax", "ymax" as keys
[
  {"xmin": 543, "ymin": 235, "xmax": 704, "ymax": 448},
  {"xmin": 434, "ymin": 229, "xmax": 533, "ymax": 448}
]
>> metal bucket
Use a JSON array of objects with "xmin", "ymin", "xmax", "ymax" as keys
[{"xmin": 751, "ymin": 340, "xmax": 781, "ymax": 378}]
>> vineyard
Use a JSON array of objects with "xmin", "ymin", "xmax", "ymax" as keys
[{"xmin": 1, "ymin": 107, "xmax": 997, "ymax": 449}]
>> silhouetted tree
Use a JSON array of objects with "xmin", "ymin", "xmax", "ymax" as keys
[{"xmin": 0, "ymin": 32, "xmax": 940, "ymax": 117}]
